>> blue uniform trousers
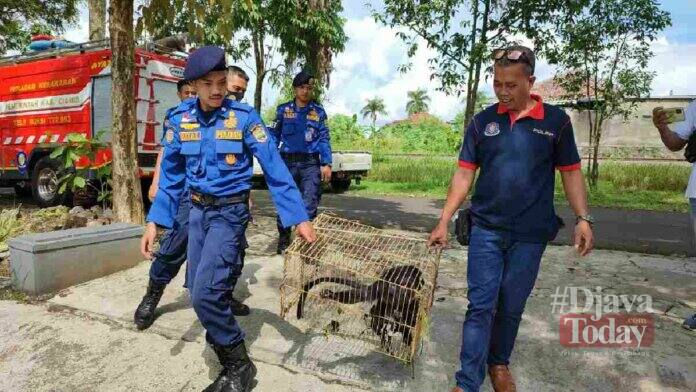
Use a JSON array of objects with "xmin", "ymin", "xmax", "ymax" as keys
[
  {"xmin": 276, "ymin": 158, "xmax": 321, "ymax": 231},
  {"xmin": 187, "ymin": 200, "xmax": 250, "ymax": 346},
  {"xmin": 149, "ymin": 190, "xmax": 246, "ymax": 288},
  {"xmin": 455, "ymin": 224, "xmax": 546, "ymax": 392},
  {"xmin": 149, "ymin": 190, "xmax": 190, "ymax": 285}
]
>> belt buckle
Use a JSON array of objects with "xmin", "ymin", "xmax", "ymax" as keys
[{"xmin": 191, "ymin": 192, "xmax": 202, "ymax": 204}]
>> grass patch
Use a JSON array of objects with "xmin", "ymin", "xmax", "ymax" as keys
[
  {"xmin": 350, "ymin": 156, "xmax": 690, "ymax": 212},
  {"xmin": 0, "ymin": 286, "xmax": 27, "ymax": 302}
]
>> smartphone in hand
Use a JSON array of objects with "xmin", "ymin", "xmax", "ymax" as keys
[{"xmin": 664, "ymin": 107, "xmax": 686, "ymax": 124}]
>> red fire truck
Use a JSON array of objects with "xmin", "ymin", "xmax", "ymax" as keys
[{"xmin": 0, "ymin": 40, "xmax": 186, "ymax": 206}]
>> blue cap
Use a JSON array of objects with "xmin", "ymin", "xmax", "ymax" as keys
[
  {"xmin": 292, "ymin": 70, "xmax": 314, "ymax": 87},
  {"xmin": 184, "ymin": 46, "xmax": 227, "ymax": 81}
]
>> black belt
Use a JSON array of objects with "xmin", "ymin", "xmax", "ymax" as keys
[
  {"xmin": 190, "ymin": 190, "xmax": 249, "ymax": 207},
  {"xmin": 280, "ymin": 152, "xmax": 320, "ymax": 163}
]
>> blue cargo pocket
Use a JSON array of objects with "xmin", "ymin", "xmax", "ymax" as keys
[
  {"xmin": 180, "ymin": 141, "xmax": 201, "ymax": 173},
  {"xmin": 216, "ymin": 139, "xmax": 243, "ymax": 171}
]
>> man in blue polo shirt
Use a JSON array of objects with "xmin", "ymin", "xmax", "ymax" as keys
[{"xmin": 428, "ymin": 45, "xmax": 595, "ymax": 392}]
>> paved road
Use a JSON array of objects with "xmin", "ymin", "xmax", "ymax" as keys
[
  {"xmin": 1, "ymin": 186, "xmax": 692, "ymax": 256},
  {"xmin": 250, "ymin": 190, "xmax": 695, "ymax": 257}
]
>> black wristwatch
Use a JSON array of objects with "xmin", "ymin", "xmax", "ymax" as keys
[{"xmin": 576, "ymin": 214, "xmax": 595, "ymax": 226}]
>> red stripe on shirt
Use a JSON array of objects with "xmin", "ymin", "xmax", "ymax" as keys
[
  {"xmin": 556, "ymin": 162, "xmax": 581, "ymax": 172},
  {"xmin": 458, "ymin": 160, "xmax": 478, "ymax": 170}
]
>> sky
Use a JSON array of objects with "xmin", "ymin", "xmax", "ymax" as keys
[{"xmin": 62, "ymin": 0, "xmax": 696, "ymax": 125}]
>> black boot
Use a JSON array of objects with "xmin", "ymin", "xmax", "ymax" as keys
[
  {"xmin": 133, "ymin": 279, "xmax": 166, "ymax": 330},
  {"xmin": 230, "ymin": 296, "xmax": 250, "ymax": 316},
  {"xmin": 204, "ymin": 341, "xmax": 257, "ymax": 392},
  {"xmin": 276, "ymin": 228, "xmax": 292, "ymax": 255}
]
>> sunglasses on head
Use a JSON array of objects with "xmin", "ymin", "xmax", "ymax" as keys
[{"xmin": 492, "ymin": 49, "xmax": 533, "ymax": 69}]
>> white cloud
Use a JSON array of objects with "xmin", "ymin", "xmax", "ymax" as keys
[
  {"xmin": 326, "ymin": 17, "xmax": 463, "ymax": 124},
  {"xmin": 56, "ymin": 11, "xmax": 695, "ymax": 123},
  {"xmin": 648, "ymin": 36, "xmax": 696, "ymax": 96}
]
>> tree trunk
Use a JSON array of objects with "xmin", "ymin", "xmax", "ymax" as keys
[
  {"xmin": 108, "ymin": 0, "xmax": 144, "ymax": 224},
  {"xmin": 465, "ymin": 0, "xmax": 489, "ymax": 131},
  {"xmin": 589, "ymin": 110, "xmax": 605, "ymax": 188},
  {"xmin": 89, "ymin": 0, "xmax": 107, "ymax": 41},
  {"xmin": 251, "ymin": 25, "xmax": 265, "ymax": 112},
  {"xmin": 307, "ymin": 0, "xmax": 332, "ymax": 87},
  {"xmin": 462, "ymin": 0, "xmax": 480, "ymax": 132}
]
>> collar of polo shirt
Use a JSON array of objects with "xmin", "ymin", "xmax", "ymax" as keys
[{"xmin": 497, "ymin": 94, "xmax": 545, "ymax": 125}]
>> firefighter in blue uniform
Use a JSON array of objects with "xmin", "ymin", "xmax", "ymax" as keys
[
  {"xmin": 269, "ymin": 71, "xmax": 332, "ymax": 254},
  {"xmin": 141, "ymin": 46, "xmax": 317, "ymax": 392},
  {"xmin": 134, "ymin": 79, "xmax": 196, "ymax": 330}
]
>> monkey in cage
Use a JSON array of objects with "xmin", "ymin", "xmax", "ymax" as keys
[{"xmin": 296, "ymin": 265, "xmax": 424, "ymax": 354}]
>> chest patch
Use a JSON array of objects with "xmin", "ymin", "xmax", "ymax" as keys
[
  {"xmin": 180, "ymin": 131, "xmax": 201, "ymax": 142},
  {"xmin": 224, "ymin": 115, "xmax": 238, "ymax": 129},
  {"xmin": 216, "ymin": 130, "xmax": 243, "ymax": 140},
  {"xmin": 532, "ymin": 128, "xmax": 554, "ymax": 138},
  {"xmin": 484, "ymin": 122, "xmax": 500, "ymax": 137},
  {"xmin": 283, "ymin": 107, "xmax": 296, "ymax": 119},
  {"xmin": 307, "ymin": 109, "xmax": 320, "ymax": 121},
  {"xmin": 180, "ymin": 123, "xmax": 200, "ymax": 130}
]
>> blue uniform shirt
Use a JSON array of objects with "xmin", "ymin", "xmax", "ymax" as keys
[
  {"xmin": 458, "ymin": 94, "xmax": 581, "ymax": 242},
  {"xmin": 269, "ymin": 101, "xmax": 332, "ymax": 165},
  {"xmin": 148, "ymin": 97, "xmax": 309, "ymax": 229}
]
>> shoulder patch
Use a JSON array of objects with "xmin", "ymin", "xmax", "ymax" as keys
[
  {"xmin": 165, "ymin": 129, "xmax": 174, "ymax": 143},
  {"xmin": 251, "ymin": 124, "xmax": 268, "ymax": 143}
]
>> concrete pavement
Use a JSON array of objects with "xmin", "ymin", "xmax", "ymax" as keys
[{"xmin": 1, "ymin": 215, "xmax": 695, "ymax": 391}]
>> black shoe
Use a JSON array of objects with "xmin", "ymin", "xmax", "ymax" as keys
[
  {"xmin": 204, "ymin": 341, "xmax": 257, "ymax": 392},
  {"xmin": 133, "ymin": 279, "xmax": 166, "ymax": 330},
  {"xmin": 276, "ymin": 230, "xmax": 292, "ymax": 255},
  {"xmin": 683, "ymin": 314, "xmax": 696, "ymax": 330},
  {"xmin": 230, "ymin": 297, "xmax": 250, "ymax": 317}
]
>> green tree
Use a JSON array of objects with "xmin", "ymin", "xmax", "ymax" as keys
[
  {"xmin": 546, "ymin": 0, "xmax": 670, "ymax": 187},
  {"xmin": 406, "ymin": 88, "xmax": 430, "ymax": 115},
  {"xmin": 138, "ymin": 0, "xmax": 347, "ymax": 111},
  {"xmin": 327, "ymin": 114, "xmax": 368, "ymax": 150},
  {"xmin": 452, "ymin": 91, "xmax": 492, "ymax": 131},
  {"xmin": 360, "ymin": 97, "xmax": 388, "ymax": 130},
  {"xmin": 0, "ymin": 0, "xmax": 79, "ymax": 54},
  {"xmin": 374, "ymin": 0, "xmax": 585, "ymax": 131},
  {"xmin": 376, "ymin": 114, "xmax": 459, "ymax": 154}
]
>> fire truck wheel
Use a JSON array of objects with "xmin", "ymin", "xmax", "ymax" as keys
[{"xmin": 31, "ymin": 156, "xmax": 63, "ymax": 207}]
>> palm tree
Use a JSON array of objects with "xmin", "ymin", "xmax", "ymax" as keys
[
  {"xmin": 360, "ymin": 97, "xmax": 388, "ymax": 130},
  {"xmin": 406, "ymin": 88, "xmax": 430, "ymax": 115}
]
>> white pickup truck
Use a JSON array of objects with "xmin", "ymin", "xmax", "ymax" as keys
[{"xmin": 252, "ymin": 151, "xmax": 372, "ymax": 192}]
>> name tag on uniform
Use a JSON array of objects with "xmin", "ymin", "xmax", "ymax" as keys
[
  {"xmin": 180, "ymin": 123, "xmax": 200, "ymax": 130},
  {"xmin": 180, "ymin": 131, "xmax": 201, "ymax": 141},
  {"xmin": 216, "ymin": 130, "xmax": 243, "ymax": 140}
]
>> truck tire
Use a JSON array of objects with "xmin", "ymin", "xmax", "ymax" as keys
[
  {"xmin": 330, "ymin": 178, "xmax": 351, "ymax": 193},
  {"xmin": 31, "ymin": 156, "xmax": 64, "ymax": 207}
]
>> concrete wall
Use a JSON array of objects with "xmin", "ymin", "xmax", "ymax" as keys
[
  {"xmin": 567, "ymin": 97, "xmax": 694, "ymax": 148},
  {"xmin": 9, "ymin": 223, "xmax": 144, "ymax": 295}
]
